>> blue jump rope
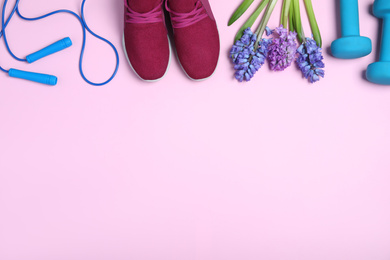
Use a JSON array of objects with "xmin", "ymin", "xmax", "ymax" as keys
[{"xmin": 0, "ymin": 0, "xmax": 119, "ymax": 86}]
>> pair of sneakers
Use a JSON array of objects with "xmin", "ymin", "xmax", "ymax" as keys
[{"xmin": 123, "ymin": 0, "xmax": 220, "ymax": 82}]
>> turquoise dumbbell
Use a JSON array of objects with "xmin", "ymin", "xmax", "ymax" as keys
[
  {"xmin": 331, "ymin": 0, "xmax": 372, "ymax": 59},
  {"xmin": 367, "ymin": 0, "xmax": 390, "ymax": 85}
]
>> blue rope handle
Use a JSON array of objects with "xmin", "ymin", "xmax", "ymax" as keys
[{"xmin": 0, "ymin": 0, "xmax": 119, "ymax": 86}]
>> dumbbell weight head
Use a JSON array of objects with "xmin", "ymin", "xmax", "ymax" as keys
[
  {"xmin": 331, "ymin": 36, "xmax": 372, "ymax": 59},
  {"xmin": 373, "ymin": 0, "xmax": 390, "ymax": 18},
  {"xmin": 367, "ymin": 62, "xmax": 390, "ymax": 85}
]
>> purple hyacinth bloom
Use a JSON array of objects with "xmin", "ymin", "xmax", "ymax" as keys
[
  {"xmin": 296, "ymin": 37, "xmax": 325, "ymax": 83},
  {"xmin": 230, "ymin": 28, "xmax": 270, "ymax": 82},
  {"xmin": 267, "ymin": 26, "xmax": 298, "ymax": 71},
  {"xmin": 265, "ymin": 26, "xmax": 274, "ymax": 36}
]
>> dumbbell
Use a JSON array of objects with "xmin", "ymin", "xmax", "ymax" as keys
[
  {"xmin": 366, "ymin": 0, "xmax": 390, "ymax": 85},
  {"xmin": 331, "ymin": 0, "xmax": 372, "ymax": 59}
]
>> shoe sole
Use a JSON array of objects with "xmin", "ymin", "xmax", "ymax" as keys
[{"xmin": 122, "ymin": 33, "xmax": 172, "ymax": 83}]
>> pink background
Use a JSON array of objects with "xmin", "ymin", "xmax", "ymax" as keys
[{"xmin": 1, "ymin": 0, "xmax": 390, "ymax": 259}]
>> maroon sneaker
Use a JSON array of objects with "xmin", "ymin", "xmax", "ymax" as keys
[
  {"xmin": 165, "ymin": 0, "xmax": 220, "ymax": 81},
  {"xmin": 123, "ymin": 0, "xmax": 171, "ymax": 81}
]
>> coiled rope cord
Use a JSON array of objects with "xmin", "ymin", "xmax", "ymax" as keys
[{"xmin": 0, "ymin": 0, "xmax": 119, "ymax": 86}]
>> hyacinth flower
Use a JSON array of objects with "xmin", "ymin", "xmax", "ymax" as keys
[
  {"xmin": 265, "ymin": 0, "xmax": 297, "ymax": 71},
  {"xmin": 291, "ymin": 0, "xmax": 324, "ymax": 83},
  {"xmin": 230, "ymin": 29, "xmax": 271, "ymax": 82},
  {"xmin": 267, "ymin": 25, "xmax": 298, "ymax": 71},
  {"xmin": 296, "ymin": 37, "xmax": 325, "ymax": 83},
  {"xmin": 229, "ymin": 0, "xmax": 278, "ymax": 82}
]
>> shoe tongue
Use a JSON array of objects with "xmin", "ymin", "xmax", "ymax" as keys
[
  {"xmin": 168, "ymin": 0, "xmax": 198, "ymax": 13},
  {"xmin": 128, "ymin": 0, "xmax": 161, "ymax": 13}
]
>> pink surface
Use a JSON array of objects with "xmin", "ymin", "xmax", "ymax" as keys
[{"xmin": 1, "ymin": 0, "xmax": 390, "ymax": 259}]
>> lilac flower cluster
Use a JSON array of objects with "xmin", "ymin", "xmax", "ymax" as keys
[
  {"xmin": 296, "ymin": 37, "xmax": 325, "ymax": 83},
  {"xmin": 267, "ymin": 26, "xmax": 298, "ymax": 71},
  {"xmin": 230, "ymin": 28, "xmax": 270, "ymax": 82}
]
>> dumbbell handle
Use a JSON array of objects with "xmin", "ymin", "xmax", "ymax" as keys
[
  {"xmin": 8, "ymin": 69, "xmax": 57, "ymax": 86},
  {"xmin": 340, "ymin": 0, "xmax": 361, "ymax": 36},
  {"xmin": 379, "ymin": 17, "xmax": 390, "ymax": 61}
]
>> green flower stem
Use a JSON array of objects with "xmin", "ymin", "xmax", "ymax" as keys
[
  {"xmin": 229, "ymin": 0, "xmax": 255, "ymax": 26},
  {"xmin": 303, "ymin": 0, "xmax": 321, "ymax": 47},
  {"xmin": 281, "ymin": 0, "xmax": 292, "ymax": 28},
  {"xmin": 255, "ymin": 0, "xmax": 278, "ymax": 46},
  {"xmin": 234, "ymin": 0, "xmax": 269, "ymax": 42},
  {"xmin": 289, "ymin": 0, "xmax": 295, "ymax": 32},
  {"xmin": 293, "ymin": 0, "xmax": 305, "ymax": 43},
  {"xmin": 280, "ymin": 0, "xmax": 286, "ymax": 27}
]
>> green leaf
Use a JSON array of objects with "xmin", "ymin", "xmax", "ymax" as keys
[
  {"xmin": 280, "ymin": 0, "xmax": 286, "ymax": 27},
  {"xmin": 293, "ymin": 0, "xmax": 305, "ymax": 43},
  {"xmin": 255, "ymin": 0, "xmax": 279, "ymax": 46},
  {"xmin": 289, "ymin": 1, "xmax": 295, "ymax": 33},
  {"xmin": 228, "ymin": 0, "xmax": 255, "ymax": 26},
  {"xmin": 303, "ymin": 0, "xmax": 322, "ymax": 47},
  {"xmin": 281, "ymin": 0, "xmax": 292, "ymax": 28},
  {"xmin": 234, "ymin": 0, "xmax": 270, "ymax": 42}
]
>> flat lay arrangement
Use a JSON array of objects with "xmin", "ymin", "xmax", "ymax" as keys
[
  {"xmin": 0, "ymin": 0, "xmax": 390, "ymax": 85},
  {"xmin": 2, "ymin": 2, "xmax": 390, "ymax": 260}
]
